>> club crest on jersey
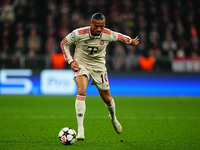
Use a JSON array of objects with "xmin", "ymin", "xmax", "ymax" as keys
[{"xmin": 100, "ymin": 40, "xmax": 104, "ymax": 45}]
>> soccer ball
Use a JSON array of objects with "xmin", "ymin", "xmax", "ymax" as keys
[{"xmin": 58, "ymin": 127, "xmax": 76, "ymax": 145}]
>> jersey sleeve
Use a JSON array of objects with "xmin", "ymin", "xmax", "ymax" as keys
[
  {"xmin": 111, "ymin": 31, "xmax": 132, "ymax": 44},
  {"xmin": 60, "ymin": 30, "xmax": 79, "ymax": 64}
]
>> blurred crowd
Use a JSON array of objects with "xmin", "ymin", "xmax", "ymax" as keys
[{"xmin": 0, "ymin": 0, "xmax": 200, "ymax": 71}]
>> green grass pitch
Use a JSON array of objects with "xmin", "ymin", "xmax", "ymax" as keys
[{"xmin": 0, "ymin": 96, "xmax": 200, "ymax": 150}]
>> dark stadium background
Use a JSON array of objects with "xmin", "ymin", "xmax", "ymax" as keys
[{"xmin": 0, "ymin": 0, "xmax": 200, "ymax": 95}]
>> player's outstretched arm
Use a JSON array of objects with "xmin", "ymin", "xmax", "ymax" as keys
[
  {"xmin": 70, "ymin": 61, "xmax": 81, "ymax": 72},
  {"xmin": 130, "ymin": 36, "xmax": 139, "ymax": 46}
]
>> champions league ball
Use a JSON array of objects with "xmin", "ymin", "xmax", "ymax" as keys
[{"xmin": 58, "ymin": 127, "xmax": 76, "ymax": 145}]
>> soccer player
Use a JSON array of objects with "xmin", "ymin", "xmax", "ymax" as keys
[{"xmin": 60, "ymin": 13, "xmax": 139, "ymax": 140}]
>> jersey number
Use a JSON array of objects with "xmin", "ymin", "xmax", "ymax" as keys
[
  {"xmin": 100, "ymin": 73, "xmax": 108, "ymax": 83},
  {"xmin": 87, "ymin": 47, "xmax": 98, "ymax": 55}
]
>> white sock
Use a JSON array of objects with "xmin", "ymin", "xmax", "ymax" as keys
[
  {"xmin": 105, "ymin": 98, "xmax": 117, "ymax": 121},
  {"xmin": 75, "ymin": 95, "xmax": 86, "ymax": 132}
]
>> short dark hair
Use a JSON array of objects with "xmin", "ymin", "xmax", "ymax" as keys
[{"xmin": 91, "ymin": 13, "xmax": 105, "ymax": 22}]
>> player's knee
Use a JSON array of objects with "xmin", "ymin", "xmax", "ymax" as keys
[{"xmin": 77, "ymin": 88, "xmax": 86, "ymax": 96}]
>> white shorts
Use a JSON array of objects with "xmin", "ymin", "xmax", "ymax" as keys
[{"xmin": 74, "ymin": 65, "xmax": 110, "ymax": 90}]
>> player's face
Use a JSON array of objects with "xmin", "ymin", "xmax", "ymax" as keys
[{"xmin": 90, "ymin": 19, "xmax": 105, "ymax": 36}]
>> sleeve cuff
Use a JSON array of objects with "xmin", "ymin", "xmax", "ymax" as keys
[
  {"xmin": 128, "ymin": 39, "xmax": 132, "ymax": 45},
  {"xmin": 69, "ymin": 60, "xmax": 74, "ymax": 65}
]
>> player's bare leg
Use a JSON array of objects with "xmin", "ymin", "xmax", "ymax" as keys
[
  {"xmin": 98, "ymin": 89, "xmax": 122, "ymax": 134},
  {"xmin": 75, "ymin": 75, "xmax": 88, "ymax": 140}
]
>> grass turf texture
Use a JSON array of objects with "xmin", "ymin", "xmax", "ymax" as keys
[{"xmin": 0, "ymin": 96, "xmax": 199, "ymax": 150}]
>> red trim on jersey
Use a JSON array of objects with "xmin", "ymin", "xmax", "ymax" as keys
[
  {"xmin": 78, "ymin": 28, "xmax": 89, "ymax": 35},
  {"xmin": 60, "ymin": 38, "xmax": 68, "ymax": 61},
  {"xmin": 117, "ymin": 34, "xmax": 131, "ymax": 43},
  {"xmin": 100, "ymin": 32, "xmax": 103, "ymax": 38},
  {"xmin": 103, "ymin": 28, "xmax": 111, "ymax": 35},
  {"xmin": 76, "ymin": 95, "xmax": 86, "ymax": 101},
  {"xmin": 89, "ymin": 31, "xmax": 92, "ymax": 39}
]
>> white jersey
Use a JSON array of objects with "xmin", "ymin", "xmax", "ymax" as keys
[{"xmin": 60, "ymin": 26, "xmax": 132, "ymax": 71}]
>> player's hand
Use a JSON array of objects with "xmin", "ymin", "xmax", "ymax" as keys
[
  {"xmin": 131, "ymin": 36, "xmax": 139, "ymax": 46},
  {"xmin": 70, "ymin": 61, "xmax": 81, "ymax": 72}
]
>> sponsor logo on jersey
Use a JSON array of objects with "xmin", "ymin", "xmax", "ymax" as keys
[
  {"xmin": 70, "ymin": 32, "xmax": 76, "ymax": 40},
  {"xmin": 112, "ymin": 32, "xmax": 117, "ymax": 39},
  {"xmin": 100, "ymin": 40, "xmax": 104, "ymax": 45}
]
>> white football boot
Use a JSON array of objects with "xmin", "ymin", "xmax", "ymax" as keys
[
  {"xmin": 109, "ymin": 114, "xmax": 122, "ymax": 134},
  {"xmin": 76, "ymin": 127, "xmax": 85, "ymax": 140}
]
